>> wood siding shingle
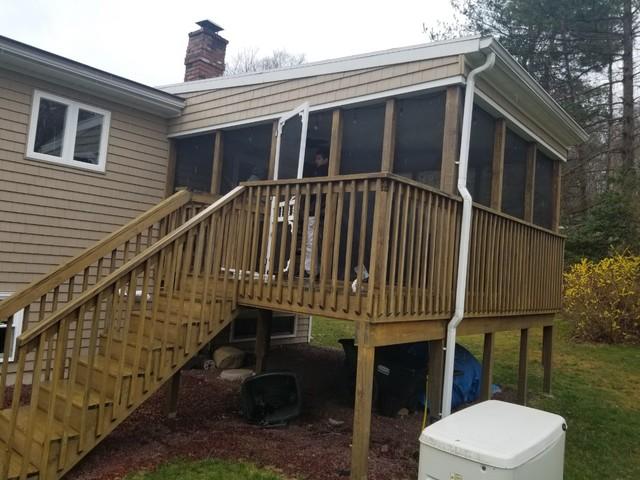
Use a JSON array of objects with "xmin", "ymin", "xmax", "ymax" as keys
[{"xmin": 0, "ymin": 68, "xmax": 171, "ymax": 294}]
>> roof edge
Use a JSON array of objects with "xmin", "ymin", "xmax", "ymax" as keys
[
  {"xmin": 0, "ymin": 35, "xmax": 184, "ymax": 118},
  {"xmin": 480, "ymin": 37, "xmax": 589, "ymax": 143},
  {"xmin": 159, "ymin": 35, "xmax": 484, "ymax": 94}
]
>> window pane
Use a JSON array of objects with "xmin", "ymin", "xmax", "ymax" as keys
[
  {"xmin": 73, "ymin": 109, "xmax": 104, "ymax": 164},
  {"xmin": 174, "ymin": 134, "xmax": 215, "ymax": 192},
  {"xmin": 534, "ymin": 151, "xmax": 554, "ymax": 228},
  {"xmin": 468, "ymin": 105, "xmax": 495, "ymax": 206},
  {"xmin": 278, "ymin": 115, "xmax": 303, "ymax": 179},
  {"xmin": 221, "ymin": 123, "xmax": 272, "ymax": 194},
  {"xmin": 340, "ymin": 104, "xmax": 385, "ymax": 174},
  {"xmin": 501, "ymin": 129, "xmax": 528, "ymax": 218},
  {"xmin": 232, "ymin": 314, "xmax": 295, "ymax": 340},
  {"xmin": 34, "ymin": 98, "xmax": 67, "ymax": 157},
  {"xmin": 394, "ymin": 92, "xmax": 445, "ymax": 187},
  {"xmin": 0, "ymin": 325, "xmax": 6, "ymax": 356}
]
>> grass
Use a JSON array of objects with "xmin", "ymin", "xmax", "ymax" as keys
[
  {"xmin": 125, "ymin": 459, "xmax": 286, "ymax": 480},
  {"xmin": 310, "ymin": 317, "xmax": 640, "ymax": 480}
]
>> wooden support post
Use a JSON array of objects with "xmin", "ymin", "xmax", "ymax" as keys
[
  {"xmin": 165, "ymin": 139, "xmax": 177, "ymax": 197},
  {"xmin": 551, "ymin": 161, "xmax": 562, "ymax": 231},
  {"xmin": 268, "ymin": 120, "xmax": 278, "ymax": 180},
  {"xmin": 427, "ymin": 338, "xmax": 444, "ymax": 423},
  {"xmin": 517, "ymin": 328, "xmax": 529, "ymax": 405},
  {"xmin": 524, "ymin": 144, "xmax": 537, "ymax": 223},
  {"xmin": 480, "ymin": 332, "xmax": 495, "ymax": 401},
  {"xmin": 165, "ymin": 370, "xmax": 181, "ymax": 419},
  {"xmin": 328, "ymin": 109, "xmax": 343, "ymax": 176},
  {"xmin": 350, "ymin": 337, "xmax": 375, "ymax": 480},
  {"xmin": 542, "ymin": 325, "xmax": 554, "ymax": 394},
  {"xmin": 381, "ymin": 99, "xmax": 397, "ymax": 172},
  {"xmin": 490, "ymin": 119, "xmax": 506, "ymax": 210},
  {"xmin": 255, "ymin": 309, "xmax": 273, "ymax": 374},
  {"xmin": 210, "ymin": 131, "xmax": 223, "ymax": 195},
  {"xmin": 440, "ymin": 86, "xmax": 463, "ymax": 194}
]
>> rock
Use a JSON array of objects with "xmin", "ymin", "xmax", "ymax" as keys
[
  {"xmin": 328, "ymin": 418, "xmax": 345, "ymax": 427},
  {"xmin": 219, "ymin": 368, "xmax": 254, "ymax": 382},
  {"xmin": 213, "ymin": 346, "xmax": 245, "ymax": 369},
  {"xmin": 397, "ymin": 408, "xmax": 409, "ymax": 417}
]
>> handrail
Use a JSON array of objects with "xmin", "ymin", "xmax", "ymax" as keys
[
  {"xmin": 0, "ymin": 190, "xmax": 194, "ymax": 322},
  {"xmin": 18, "ymin": 186, "xmax": 246, "ymax": 346}
]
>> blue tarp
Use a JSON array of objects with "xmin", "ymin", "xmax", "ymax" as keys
[{"xmin": 418, "ymin": 343, "xmax": 482, "ymax": 411}]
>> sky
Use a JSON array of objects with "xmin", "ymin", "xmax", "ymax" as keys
[{"xmin": 1, "ymin": 0, "xmax": 456, "ymax": 87}]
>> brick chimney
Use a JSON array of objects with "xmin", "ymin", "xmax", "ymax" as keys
[{"xmin": 184, "ymin": 20, "xmax": 228, "ymax": 81}]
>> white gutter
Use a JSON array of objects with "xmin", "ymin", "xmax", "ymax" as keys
[{"xmin": 441, "ymin": 52, "xmax": 496, "ymax": 418}]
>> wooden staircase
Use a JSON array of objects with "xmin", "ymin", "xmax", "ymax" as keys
[{"xmin": 0, "ymin": 188, "xmax": 245, "ymax": 479}]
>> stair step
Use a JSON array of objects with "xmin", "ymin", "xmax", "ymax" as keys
[
  {"xmin": 0, "ymin": 405, "xmax": 78, "ymax": 444},
  {"xmin": 0, "ymin": 441, "xmax": 38, "ymax": 479}
]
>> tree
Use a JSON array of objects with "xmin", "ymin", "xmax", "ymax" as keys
[{"xmin": 226, "ymin": 48, "xmax": 306, "ymax": 75}]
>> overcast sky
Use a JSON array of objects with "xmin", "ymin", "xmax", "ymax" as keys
[{"xmin": 1, "ymin": 0, "xmax": 456, "ymax": 87}]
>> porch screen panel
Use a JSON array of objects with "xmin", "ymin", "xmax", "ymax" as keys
[
  {"xmin": 174, "ymin": 133, "xmax": 215, "ymax": 192},
  {"xmin": 339, "ymin": 103, "xmax": 384, "ymax": 174},
  {"xmin": 501, "ymin": 129, "xmax": 528, "ymax": 218},
  {"xmin": 394, "ymin": 92, "xmax": 445, "ymax": 188},
  {"xmin": 534, "ymin": 151, "xmax": 554, "ymax": 229},
  {"xmin": 304, "ymin": 110, "xmax": 333, "ymax": 164},
  {"xmin": 468, "ymin": 105, "xmax": 495, "ymax": 206},
  {"xmin": 220, "ymin": 123, "xmax": 272, "ymax": 193}
]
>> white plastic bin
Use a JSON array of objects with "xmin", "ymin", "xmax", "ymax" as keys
[{"xmin": 418, "ymin": 400, "xmax": 566, "ymax": 480}]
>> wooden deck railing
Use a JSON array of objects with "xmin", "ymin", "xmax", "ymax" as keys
[
  {"xmin": 0, "ymin": 190, "xmax": 207, "ymax": 391},
  {"xmin": 235, "ymin": 173, "xmax": 565, "ymax": 322}
]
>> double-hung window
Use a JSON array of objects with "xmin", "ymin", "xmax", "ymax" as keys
[
  {"xmin": 26, "ymin": 90, "xmax": 111, "ymax": 172},
  {"xmin": 0, "ymin": 294, "xmax": 24, "ymax": 363}
]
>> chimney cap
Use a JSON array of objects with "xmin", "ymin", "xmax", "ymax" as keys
[{"xmin": 196, "ymin": 20, "xmax": 224, "ymax": 33}]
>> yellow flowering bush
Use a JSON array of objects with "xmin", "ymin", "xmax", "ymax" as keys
[{"xmin": 564, "ymin": 253, "xmax": 640, "ymax": 343}]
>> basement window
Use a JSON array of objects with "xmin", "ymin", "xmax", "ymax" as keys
[
  {"xmin": 0, "ymin": 294, "xmax": 24, "ymax": 363},
  {"xmin": 230, "ymin": 311, "xmax": 297, "ymax": 342},
  {"xmin": 27, "ymin": 90, "xmax": 111, "ymax": 172}
]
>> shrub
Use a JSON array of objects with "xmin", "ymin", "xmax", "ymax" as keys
[{"xmin": 564, "ymin": 253, "xmax": 640, "ymax": 343}]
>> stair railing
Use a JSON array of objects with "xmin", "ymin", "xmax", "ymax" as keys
[{"xmin": 0, "ymin": 186, "xmax": 246, "ymax": 479}]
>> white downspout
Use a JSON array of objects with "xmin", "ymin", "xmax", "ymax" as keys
[{"xmin": 441, "ymin": 52, "xmax": 496, "ymax": 418}]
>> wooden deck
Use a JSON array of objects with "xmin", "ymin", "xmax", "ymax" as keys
[{"xmin": 0, "ymin": 174, "xmax": 564, "ymax": 480}]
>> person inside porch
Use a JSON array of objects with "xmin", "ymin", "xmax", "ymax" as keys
[{"xmin": 303, "ymin": 148, "xmax": 329, "ymax": 276}]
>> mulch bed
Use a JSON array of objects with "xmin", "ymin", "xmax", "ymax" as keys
[{"xmin": 68, "ymin": 344, "xmax": 423, "ymax": 480}]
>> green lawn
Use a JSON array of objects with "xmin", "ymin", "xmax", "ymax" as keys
[
  {"xmin": 126, "ymin": 459, "xmax": 286, "ymax": 480},
  {"xmin": 310, "ymin": 317, "xmax": 640, "ymax": 480}
]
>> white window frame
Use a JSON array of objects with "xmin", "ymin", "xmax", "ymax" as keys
[
  {"xmin": 0, "ymin": 293, "xmax": 24, "ymax": 363},
  {"xmin": 26, "ymin": 90, "xmax": 111, "ymax": 172},
  {"xmin": 229, "ymin": 312, "xmax": 298, "ymax": 343}
]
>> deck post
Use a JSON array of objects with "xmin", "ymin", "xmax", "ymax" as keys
[
  {"xmin": 165, "ymin": 369, "xmax": 181, "ymax": 419},
  {"xmin": 524, "ymin": 145, "xmax": 537, "ymax": 223},
  {"xmin": 350, "ymin": 337, "xmax": 375, "ymax": 480},
  {"xmin": 268, "ymin": 120, "xmax": 278, "ymax": 179},
  {"xmin": 542, "ymin": 325, "xmax": 554, "ymax": 394},
  {"xmin": 440, "ymin": 85, "xmax": 463, "ymax": 194},
  {"xmin": 480, "ymin": 332, "xmax": 495, "ymax": 401},
  {"xmin": 490, "ymin": 119, "xmax": 506, "ymax": 210},
  {"xmin": 210, "ymin": 131, "xmax": 223, "ymax": 195},
  {"xmin": 427, "ymin": 338, "xmax": 444, "ymax": 423},
  {"xmin": 328, "ymin": 109, "xmax": 343, "ymax": 176},
  {"xmin": 165, "ymin": 139, "xmax": 177, "ymax": 197},
  {"xmin": 517, "ymin": 328, "xmax": 529, "ymax": 405},
  {"xmin": 255, "ymin": 309, "xmax": 273, "ymax": 374}
]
